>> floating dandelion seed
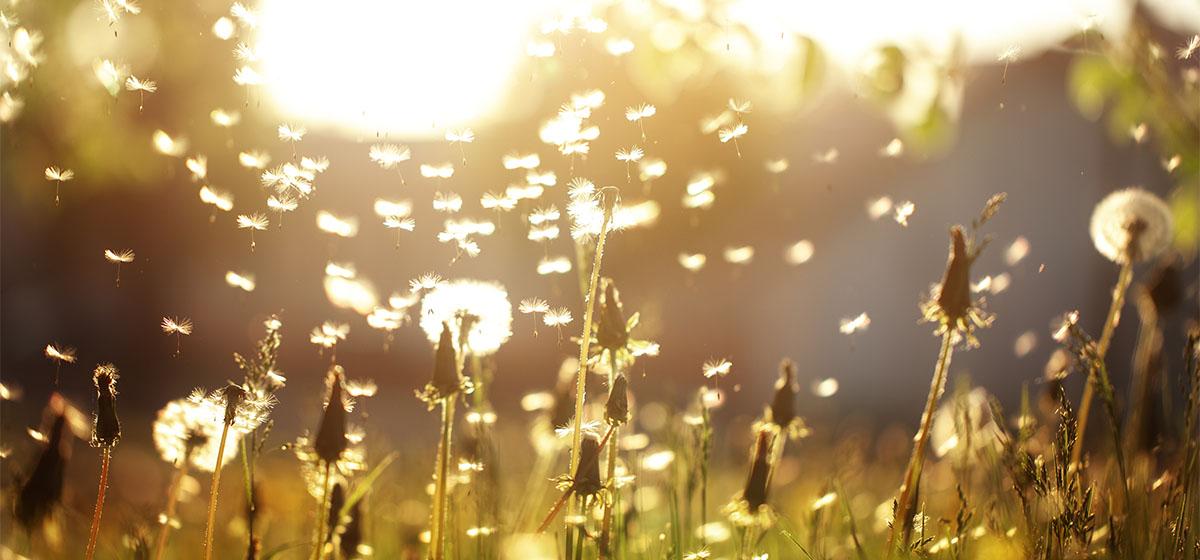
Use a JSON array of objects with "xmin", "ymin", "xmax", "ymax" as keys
[
  {"xmin": 236, "ymin": 213, "xmax": 269, "ymax": 250},
  {"xmin": 839, "ymin": 312, "xmax": 871, "ymax": 335},
  {"xmin": 161, "ymin": 317, "xmax": 193, "ymax": 356},
  {"xmin": 445, "ymin": 128, "xmax": 474, "ymax": 164},
  {"xmin": 997, "ymin": 45, "xmax": 1021, "ymax": 83},
  {"xmin": 316, "ymin": 211, "xmax": 358, "ymax": 238},
  {"xmin": 185, "ymin": 156, "xmax": 207, "ymax": 181},
  {"xmin": 728, "ymin": 98, "xmax": 752, "ymax": 114},
  {"xmin": 811, "ymin": 377, "xmax": 839, "ymax": 398},
  {"xmin": 309, "ymin": 321, "xmax": 349, "ymax": 352},
  {"xmin": 152, "ymin": 130, "xmax": 186, "ymax": 157},
  {"xmin": 210, "ymin": 108, "xmax": 240, "ymax": 127},
  {"xmin": 433, "ymin": 192, "xmax": 463, "ymax": 213},
  {"xmin": 503, "ymin": 152, "xmax": 540, "ymax": 170},
  {"xmin": 238, "ymin": 150, "xmax": 270, "ymax": 169},
  {"xmin": 894, "ymin": 200, "xmax": 915, "ymax": 226},
  {"xmin": 881, "ymin": 138, "xmax": 904, "ymax": 157},
  {"xmin": 812, "ymin": 148, "xmax": 839, "ymax": 164},
  {"xmin": 1163, "ymin": 154, "xmax": 1182, "ymax": 173},
  {"xmin": 44, "ymin": 166, "xmax": 73, "ymax": 205},
  {"xmin": 265, "ymin": 194, "xmax": 297, "ymax": 227},
  {"xmin": 1006, "ymin": 236, "xmax": 1030, "ymax": 265},
  {"xmin": 1177, "ymin": 34, "xmax": 1199, "ymax": 60},
  {"xmin": 104, "ymin": 249, "xmax": 135, "ymax": 287},
  {"xmin": 94, "ymin": 59, "xmax": 126, "ymax": 96},
  {"xmin": 702, "ymin": 358, "xmax": 732, "ymax": 379},
  {"xmin": 785, "ymin": 240, "xmax": 814, "ymax": 265},
  {"xmin": 679, "ymin": 253, "xmax": 707, "ymax": 272},
  {"xmin": 224, "ymin": 271, "xmax": 255, "ymax": 292},
  {"xmin": 420, "ymin": 162, "xmax": 455, "ymax": 179},
  {"xmin": 124, "ymin": 75, "xmax": 156, "ymax": 111},
  {"xmin": 211, "ymin": 16, "xmax": 235, "ymax": 39},
  {"xmin": 198, "ymin": 186, "xmax": 233, "ymax": 215},
  {"xmin": 615, "ymin": 146, "xmax": 644, "ymax": 182},
  {"xmin": 232, "ymin": 65, "xmax": 262, "ymax": 86},
  {"xmin": 718, "ymin": 123, "xmax": 748, "ymax": 158},
  {"xmin": 44, "ymin": 344, "xmax": 77, "ymax": 387},
  {"xmin": 723, "ymin": 246, "xmax": 754, "ymax": 265},
  {"xmin": 1130, "ymin": 123, "xmax": 1148, "ymax": 144},
  {"xmin": 384, "ymin": 216, "xmax": 416, "ymax": 247},
  {"xmin": 867, "ymin": 196, "xmax": 893, "ymax": 220},
  {"xmin": 625, "ymin": 103, "xmax": 656, "ymax": 140},
  {"xmin": 764, "ymin": 158, "xmax": 788, "ymax": 174},
  {"xmin": 368, "ymin": 143, "xmax": 411, "ymax": 184}
]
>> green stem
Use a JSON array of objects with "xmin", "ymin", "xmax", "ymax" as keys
[
  {"xmin": 1073, "ymin": 258, "xmax": 1133, "ymax": 468},
  {"xmin": 889, "ymin": 330, "xmax": 955, "ymax": 554}
]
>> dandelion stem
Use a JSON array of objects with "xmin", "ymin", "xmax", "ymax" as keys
[
  {"xmin": 85, "ymin": 447, "xmax": 112, "ymax": 560},
  {"xmin": 599, "ymin": 349, "xmax": 621, "ymax": 558},
  {"xmin": 311, "ymin": 461, "xmax": 332, "ymax": 560},
  {"xmin": 537, "ymin": 426, "xmax": 615, "ymax": 533},
  {"xmin": 203, "ymin": 421, "xmax": 232, "ymax": 560},
  {"xmin": 152, "ymin": 456, "xmax": 191, "ymax": 560},
  {"xmin": 1073, "ymin": 257, "xmax": 1133, "ymax": 468},
  {"xmin": 889, "ymin": 330, "xmax": 954, "ymax": 553},
  {"xmin": 430, "ymin": 397, "xmax": 456, "ymax": 560},
  {"xmin": 567, "ymin": 191, "xmax": 616, "ymax": 519}
]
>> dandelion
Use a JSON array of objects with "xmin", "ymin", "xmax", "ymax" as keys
[
  {"xmin": 45, "ymin": 344, "xmax": 77, "ymax": 387},
  {"xmin": 419, "ymin": 280, "xmax": 512, "ymax": 357},
  {"xmin": 94, "ymin": 58, "xmax": 126, "ymax": 96},
  {"xmin": 201, "ymin": 383, "xmax": 272, "ymax": 560},
  {"xmin": 86, "ymin": 364, "xmax": 121, "ymax": 560},
  {"xmin": 237, "ymin": 213, "xmax": 269, "ymax": 251},
  {"xmin": 625, "ymin": 103, "xmax": 656, "ymax": 140},
  {"xmin": 152, "ymin": 130, "xmax": 187, "ymax": 157},
  {"xmin": 224, "ymin": 270, "xmax": 255, "ymax": 292},
  {"xmin": 238, "ymin": 150, "xmax": 270, "ymax": 169},
  {"xmin": 615, "ymin": 146, "xmax": 644, "ymax": 182},
  {"xmin": 161, "ymin": 317, "xmax": 193, "ymax": 356},
  {"xmin": 44, "ymin": 166, "xmax": 73, "ymax": 205},
  {"xmin": 149, "ymin": 397, "xmax": 238, "ymax": 560},
  {"xmin": 419, "ymin": 324, "xmax": 469, "ymax": 559},
  {"xmin": 124, "ymin": 75, "xmax": 156, "ymax": 111},
  {"xmin": 1073, "ymin": 187, "xmax": 1174, "ymax": 466},
  {"xmin": 718, "ymin": 122, "xmax": 748, "ymax": 158},
  {"xmin": 892, "ymin": 194, "xmax": 1004, "ymax": 550},
  {"xmin": 104, "ymin": 248, "xmax": 135, "ymax": 287},
  {"xmin": 16, "ymin": 395, "xmax": 74, "ymax": 532}
]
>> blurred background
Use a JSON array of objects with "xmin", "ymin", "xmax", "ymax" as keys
[{"xmin": 1, "ymin": 0, "xmax": 1198, "ymax": 513}]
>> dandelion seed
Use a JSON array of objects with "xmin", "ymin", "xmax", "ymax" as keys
[
  {"xmin": 309, "ymin": 322, "xmax": 349, "ymax": 350},
  {"xmin": 839, "ymin": 312, "xmax": 871, "ymax": 335},
  {"xmin": 527, "ymin": 39, "xmax": 555, "ymax": 58},
  {"xmin": 184, "ymin": 156, "xmax": 207, "ymax": 181},
  {"xmin": 445, "ymin": 128, "xmax": 474, "ymax": 163},
  {"xmin": 224, "ymin": 271, "xmax": 255, "ymax": 292},
  {"xmin": 679, "ymin": 253, "xmax": 707, "ymax": 272},
  {"xmin": 881, "ymin": 138, "xmax": 904, "ymax": 158},
  {"xmin": 723, "ymin": 246, "xmax": 754, "ymax": 265},
  {"xmin": 784, "ymin": 240, "xmax": 814, "ymax": 265},
  {"xmin": 93, "ymin": 59, "xmax": 126, "ymax": 96},
  {"xmin": 124, "ymin": 75, "xmax": 156, "ymax": 112},
  {"xmin": 237, "ymin": 213, "xmax": 268, "ymax": 251},
  {"xmin": 615, "ymin": 146, "xmax": 644, "ymax": 182},
  {"xmin": 210, "ymin": 108, "xmax": 240, "ymax": 127},
  {"xmin": 811, "ymin": 378, "xmax": 839, "ymax": 398},
  {"xmin": 433, "ymin": 192, "xmax": 463, "ymax": 213},
  {"xmin": 811, "ymin": 492, "xmax": 837, "ymax": 511},
  {"xmin": 728, "ymin": 98, "xmax": 752, "ymax": 114},
  {"xmin": 764, "ymin": 158, "xmax": 788, "ymax": 174},
  {"xmin": 894, "ymin": 200, "xmax": 915, "ymax": 226},
  {"xmin": 232, "ymin": 65, "xmax": 262, "ymax": 86},
  {"xmin": 237, "ymin": 150, "xmax": 269, "ymax": 169},
  {"xmin": 316, "ymin": 211, "xmax": 358, "ymax": 238},
  {"xmin": 0, "ymin": 92, "xmax": 25, "ymax": 122},
  {"xmin": 543, "ymin": 307, "xmax": 572, "ymax": 329},
  {"xmin": 44, "ymin": 166, "xmax": 74, "ymax": 205},
  {"xmin": 420, "ymin": 162, "xmax": 455, "ymax": 179},
  {"xmin": 639, "ymin": 158, "xmax": 667, "ymax": 183},
  {"xmin": 161, "ymin": 317, "xmax": 193, "ymax": 356},
  {"xmin": 1177, "ymin": 34, "xmax": 1199, "ymax": 60},
  {"xmin": 503, "ymin": 152, "xmax": 540, "ymax": 170},
  {"xmin": 212, "ymin": 16, "xmax": 235, "ymax": 39},
  {"xmin": 230, "ymin": 2, "xmax": 258, "ymax": 28},
  {"xmin": 718, "ymin": 123, "xmax": 748, "ymax": 157},
  {"xmin": 1014, "ymin": 330, "xmax": 1037, "ymax": 357},
  {"xmin": 997, "ymin": 45, "xmax": 1021, "ymax": 83},
  {"xmin": 812, "ymin": 148, "xmax": 839, "ymax": 164},
  {"xmin": 1130, "ymin": 122, "xmax": 1148, "ymax": 144},
  {"xmin": 625, "ymin": 103, "xmax": 656, "ymax": 140},
  {"xmin": 702, "ymin": 359, "xmax": 732, "ymax": 379},
  {"xmin": 263, "ymin": 194, "xmax": 296, "ymax": 226},
  {"xmin": 642, "ymin": 449, "xmax": 675, "ymax": 471},
  {"xmin": 104, "ymin": 249, "xmax": 135, "ymax": 287},
  {"xmin": 152, "ymin": 130, "xmax": 187, "ymax": 157},
  {"xmin": 44, "ymin": 344, "xmax": 77, "ymax": 387}
]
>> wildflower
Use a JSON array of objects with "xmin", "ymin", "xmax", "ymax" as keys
[
  {"xmin": 1089, "ymin": 187, "xmax": 1173, "ymax": 264},
  {"xmin": 313, "ymin": 367, "xmax": 348, "ymax": 464},
  {"xmin": 418, "ymin": 280, "xmax": 512, "ymax": 356}
]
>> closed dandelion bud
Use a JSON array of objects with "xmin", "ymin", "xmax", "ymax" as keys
[
  {"xmin": 596, "ymin": 280, "xmax": 628, "ymax": 351},
  {"xmin": 605, "ymin": 374, "xmax": 630, "ymax": 426},
  {"xmin": 16, "ymin": 401, "xmax": 70, "ymax": 530},
  {"xmin": 573, "ymin": 434, "xmax": 603, "ymax": 497},
  {"xmin": 1145, "ymin": 256, "xmax": 1182, "ymax": 313},
  {"xmin": 935, "ymin": 227, "xmax": 972, "ymax": 327},
  {"xmin": 91, "ymin": 364, "xmax": 121, "ymax": 448},
  {"xmin": 222, "ymin": 383, "xmax": 247, "ymax": 426},
  {"xmin": 431, "ymin": 322, "xmax": 461, "ymax": 397},
  {"xmin": 742, "ymin": 430, "xmax": 773, "ymax": 510},
  {"xmin": 340, "ymin": 494, "xmax": 363, "ymax": 558},
  {"xmin": 314, "ymin": 368, "xmax": 348, "ymax": 464},
  {"xmin": 769, "ymin": 359, "xmax": 798, "ymax": 429}
]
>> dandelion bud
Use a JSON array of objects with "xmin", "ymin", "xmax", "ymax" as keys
[
  {"xmin": 935, "ymin": 227, "xmax": 972, "ymax": 327},
  {"xmin": 222, "ymin": 383, "xmax": 247, "ymax": 426},
  {"xmin": 596, "ymin": 279, "xmax": 628, "ymax": 352},
  {"xmin": 340, "ymin": 493, "xmax": 364, "ymax": 557},
  {"xmin": 741, "ymin": 429, "xmax": 774, "ymax": 510},
  {"xmin": 16, "ymin": 398, "xmax": 71, "ymax": 530},
  {"xmin": 768, "ymin": 359, "xmax": 798, "ymax": 429},
  {"xmin": 600, "ymin": 186, "xmax": 620, "ymax": 214},
  {"xmin": 327, "ymin": 482, "xmax": 346, "ymax": 542},
  {"xmin": 1089, "ymin": 187, "xmax": 1173, "ymax": 264},
  {"xmin": 572, "ymin": 434, "xmax": 603, "ymax": 497},
  {"xmin": 605, "ymin": 375, "xmax": 630, "ymax": 426},
  {"xmin": 314, "ymin": 367, "xmax": 348, "ymax": 464},
  {"xmin": 91, "ymin": 364, "xmax": 121, "ymax": 448},
  {"xmin": 430, "ymin": 322, "xmax": 461, "ymax": 398}
]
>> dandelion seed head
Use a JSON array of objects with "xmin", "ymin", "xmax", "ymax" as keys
[
  {"xmin": 153, "ymin": 397, "xmax": 239, "ymax": 471},
  {"xmin": 1089, "ymin": 187, "xmax": 1173, "ymax": 264},
  {"xmin": 419, "ymin": 280, "xmax": 512, "ymax": 356}
]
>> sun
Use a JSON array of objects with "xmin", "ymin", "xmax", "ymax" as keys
[{"xmin": 256, "ymin": 0, "xmax": 551, "ymax": 137}]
